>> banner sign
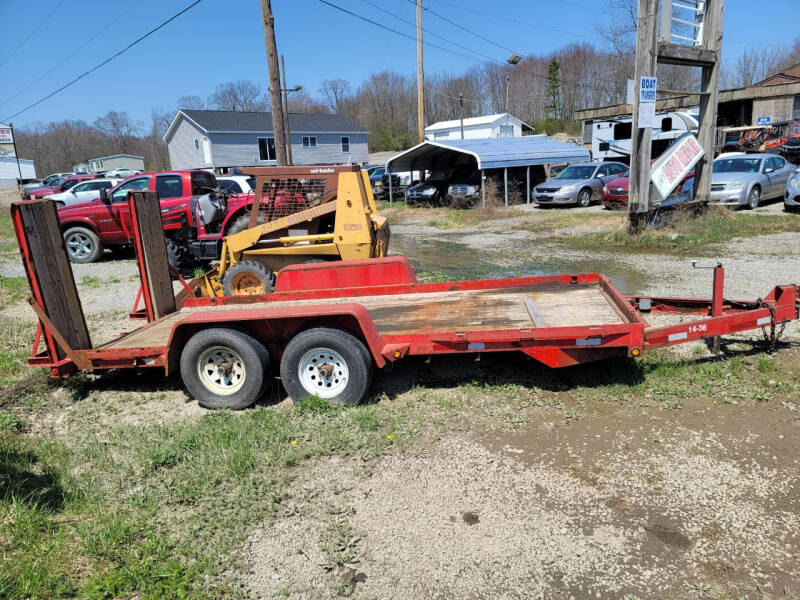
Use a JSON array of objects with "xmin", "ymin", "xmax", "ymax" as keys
[
  {"xmin": 0, "ymin": 127, "xmax": 15, "ymax": 157},
  {"xmin": 650, "ymin": 132, "xmax": 704, "ymax": 199}
]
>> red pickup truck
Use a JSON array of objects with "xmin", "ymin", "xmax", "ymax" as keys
[{"xmin": 57, "ymin": 170, "xmax": 254, "ymax": 266}]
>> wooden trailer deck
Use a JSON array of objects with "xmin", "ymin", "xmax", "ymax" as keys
[{"xmin": 103, "ymin": 282, "xmax": 627, "ymax": 350}]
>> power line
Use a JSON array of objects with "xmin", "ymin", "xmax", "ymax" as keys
[
  {"xmin": 0, "ymin": 0, "xmax": 66, "ymax": 68},
  {"xmin": 317, "ymin": 0, "xmax": 492, "ymax": 64},
  {"xmin": 0, "ymin": 0, "xmax": 146, "ymax": 110},
  {"xmin": 409, "ymin": 0, "xmax": 519, "ymax": 56},
  {"xmin": 2, "ymin": 0, "xmax": 203, "ymax": 122},
  {"xmin": 358, "ymin": 0, "xmax": 503, "ymax": 65}
]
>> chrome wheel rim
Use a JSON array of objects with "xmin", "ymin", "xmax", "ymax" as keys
[
  {"xmin": 749, "ymin": 189, "xmax": 760, "ymax": 208},
  {"xmin": 66, "ymin": 232, "xmax": 93, "ymax": 259},
  {"xmin": 579, "ymin": 191, "xmax": 590, "ymax": 206},
  {"xmin": 298, "ymin": 347, "xmax": 348, "ymax": 399},
  {"xmin": 197, "ymin": 345, "xmax": 246, "ymax": 395}
]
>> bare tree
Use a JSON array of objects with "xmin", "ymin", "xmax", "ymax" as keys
[
  {"xmin": 319, "ymin": 78, "xmax": 351, "ymax": 113},
  {"xmin": 148, "ymin": 108, "xmax": 171, "ymax": 170},
  {"xmin": 286, "ymin": 91, "xmax": 329, "ymax": 113},
  {"xmin": 94, "ymin": 110, "xmax": 142, "ymax": 154},
  {"xmin": 177, "ymin": 95, "xmax": 206, "ymax": 110},
  {"xmin": 208, "ymin": 80, "xmax": 268, "ymax": 111}
]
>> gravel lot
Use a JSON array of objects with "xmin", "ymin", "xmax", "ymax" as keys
[{"xmin": 2, "ymin": 198, "xmax": 799, "ymax": 599}]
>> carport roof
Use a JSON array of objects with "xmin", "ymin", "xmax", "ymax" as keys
[{"xmin": 385, "ymin": 136, "xmax": 590, "ymax": 172}]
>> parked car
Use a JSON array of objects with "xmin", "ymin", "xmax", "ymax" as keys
[
  {"xmin": 446, "ymin": 170, "xmax": 482, "ymax": 208},
  {"xmin": 533, "ymin": 161, "xmax": 628, "ymax": 207},
  {"xmin": 20, "ymin": 172, "xmax": 74, "ymax": 199},
  {"xmin": 709, "ymin": 153, "xmax": 793, "ymax": 209},
  {"xmin": 406, "ymin": 167, "xmax": 470, "ymax": 207},
  {"xmin": 105, "ymin": 167, "xmax": 140, "ymax": 178},
  {"xmin": 47, "ymin": 178, "xmax": 120, "ymax": 208},
  {"xmin": 30, "ymin": 174, "xmax": 96, "ymax": 199},
  {"xmin": 217, "ymin": 175, "xmax": 256, "ymax": 195},
  {"xmin": 602, "ymin": 168, "xmax": 695, "ymax": 209},
  {"xmin": 784, "ymin": 167, "xmax": 800, "ymax": 213}
]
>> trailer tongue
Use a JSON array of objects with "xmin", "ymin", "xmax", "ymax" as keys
[{"xmin": 12, "ymin": 193, "xmax": 799, "ymax": 409}]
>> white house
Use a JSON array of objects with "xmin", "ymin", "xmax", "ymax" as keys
[
  {"xmin": 163, "ymin": 110, "xmax": 369, "ymax": 171},
  {"xmin": 424, "ymin": 113, "xmax": 534, "ymax": 141}
]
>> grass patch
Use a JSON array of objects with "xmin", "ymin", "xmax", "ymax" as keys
[
  {"xmin": 0, "ymin": 276, "xmax": 29, "ymax": 309},
  {"xmin": 0, "ymin": 211, "xmax": 17, "ymax": 254},
  {"xmin": 0, "ymin": 399, "xmax": 406, "ymax": 599},
  {"xmin": 0, "ymin": 317, "xmax": 34, "ymax": 380},
  {"xmin": 557, "ymin": 209, "xmax": 800, "ymax": 255}
]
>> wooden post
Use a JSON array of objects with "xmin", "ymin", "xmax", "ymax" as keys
[
  {"xmin": 628, "ymin": 0, "xmax": 659, "ymax": 235},
  {"xmin": 259, "ymin": 0, "xmax": 288, "ymax": 166},
  {"xmin": 280, "ymin": 54, "xmax": 293, "ymax": 166},
  {"xmin": 693, "ymin": 1, "xmax": 725, "ymax": 204},
  {"xmin": 416, "ymin": 0, "xmax": 424, "ymax": 143}
]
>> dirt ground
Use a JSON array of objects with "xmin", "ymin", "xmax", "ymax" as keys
[{"xmin": 2, "ymin": 199, "xmax": 800, "ymax": 598}]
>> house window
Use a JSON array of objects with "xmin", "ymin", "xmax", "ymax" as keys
[
  {"xmin": 194, "ymin": 138, "xmax": 200, "ymax": 150},
  {"xmin": 302, "ymin": 136, "xmax": 317, "ymax": 148},
  {"xmin": 341, "ymin": 136, "xmax": 350, "ymax": 153},
  {"xmin": 257, "ymin": 137, "xmax": 276, "ymax": 161},
  {"xmin": 793, "ymin": 96, "xmax": 800, "ymax": 119}
]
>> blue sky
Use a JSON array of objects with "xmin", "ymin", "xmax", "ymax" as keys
[{"xmin": 0, "ymin": 0, "xmax": 797, "ymax": 129}]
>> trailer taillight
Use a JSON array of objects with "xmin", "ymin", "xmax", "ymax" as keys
[{"xmin": 631, "ymin": 348, "xmax": 641, "ymax": 357}]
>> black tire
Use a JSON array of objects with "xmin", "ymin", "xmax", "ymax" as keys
[
  {"xmin": 222, "ymin": 260, "xmax": 274, "ymax": 296},
  {"xmin": 577, "ymin": 188, "xmax": 592, "ymax": 207},
  {"xmin": 303, "ymin": 258, "xmax": 329, "ymax": 264},
  {"xmin": 746, "ymin": 186, "xmax": 760, "ymax": 210},
  {"xmin": 166, "ymin": 238, "xmax": 194, "ymax": 275},
  {"xmin": 63, "ymin": 226, "xmax": 103, "ymax": 263},
  {"xmin": 280, "ymin": 327, "xmax": 372, "ymax": 405},
  {"xmin": 226, "ymin": 213, "xmax": 252, "ymax": 236},
  {"xmin": 180, "ymin": 328, "xmax": 269, "ymax": 410}
]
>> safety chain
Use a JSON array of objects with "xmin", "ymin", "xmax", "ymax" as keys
[{"xmin": 759, "ymin": 301, "xmax": 784, "ymax": 350}]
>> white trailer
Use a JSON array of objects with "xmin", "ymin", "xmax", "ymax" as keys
[{"xmin": 590, "ymin": 111, "xmax": 698, "ymax": 162}]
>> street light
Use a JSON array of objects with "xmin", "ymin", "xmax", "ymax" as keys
[{"xmin": 504, "ymin": 54, "xmax": 522, "ymax": 113}]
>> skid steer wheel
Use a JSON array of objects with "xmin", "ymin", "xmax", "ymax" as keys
[
  {"xmin": 280, "ymin": 327, "xmax": 372, "ymax": 405},
  {"xmin": 180, "ymin": 328, "xmax": 270, "ymax": 409},
  {"xmin": 222, "ymin": 260, "xmax": 275, "ymax": 296},
  {"xmin": 225, "ymin": 213, "xmax": 252, "ymax": 236}
]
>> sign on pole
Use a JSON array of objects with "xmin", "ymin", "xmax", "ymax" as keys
[
  {"xmin": 0, "ymin": 127, "xmax": 14, "ymax": 158},
  {"xmin": 650, "ymin": 132, "xmax": 704, "ymax": 200},
  {"xmin": 637, "ymin": 76, "xmax": 657, "ymax": 128}
]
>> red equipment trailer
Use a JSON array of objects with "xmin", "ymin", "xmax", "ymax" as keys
[{"xmin": 11, "ymin": 194, "xmax": 799, "ymax": 409}]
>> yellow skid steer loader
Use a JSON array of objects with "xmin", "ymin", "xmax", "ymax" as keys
[{"xmin": 197, "ymin": 166, "xmax": 390, "ymax": 297}]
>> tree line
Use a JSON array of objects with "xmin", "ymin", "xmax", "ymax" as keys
[{"xmin": 15, "ymin": 1, "xmax": 800, "ymax": 175}]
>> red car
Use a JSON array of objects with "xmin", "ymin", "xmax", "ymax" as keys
[
  {"xmin": 30, "ymin": 174, "xmax": 97, "ymax": 199},
  {"xmin": 602, "ymin": 169, "xmax": 695, "ymax": 209},
  {"xmin": 57, "ymin": 170, "xmax": 255, "ymax": 265}
]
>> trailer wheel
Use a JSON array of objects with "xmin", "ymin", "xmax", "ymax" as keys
[
  {"xmin": 180, "ymin": 328, "xmax": 269, "ymax": 409},
  {"xmin": 222, "ymin": 260, "xmax": 275, "ymax": 296},
  {"xmin": 64, "ymin": 227, "xmax": 103, "ymax": 263},
  {"xmin": 280, "ymin": 327, "xmax": 372, "ymax": 405}
]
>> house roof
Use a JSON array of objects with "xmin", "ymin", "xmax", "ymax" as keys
[
  {"xmin": 386, "ymin": 136, "xmax": 589, "ymax": 172},
  {"xmin": 165, "ymin": 109, "xmax": 367, "ymax": 140},
  {"xmin": 424, "ymin": 112, "xmax": 533, "ymax": 133},
  {"xmin": 756, "ymin": 61, "xmax": 800, "ymax": 86}
]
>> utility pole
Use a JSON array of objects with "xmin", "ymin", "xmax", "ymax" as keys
[
  {"xmin": 280, "ymin": 54, "xmax": 293, "ymax": 165},
  {"xmin": 259, "ymin": 0, "xmax": 287, "ymax": 166},
  {"xmin": 628, "ymin": 0, "xmax": 659, "ymax": 235},
  {"xmin": 416, "ymin": 0, "xmax": 424, "ymax": 143},
  {"xmin": 459, "ymin": 93, "xmax": 465, "ymax": 139},
  {"xmin": 505, "ymin": 73, "xmax": 510, "ymax": 113}
]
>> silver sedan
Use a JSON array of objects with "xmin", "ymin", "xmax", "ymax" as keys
[
  {"xmin": 709, "ymin": 153, "xmax": 794, "ymax": 209},
  {"xmin": 534, "ymin": 161, "xmax": 628, "ymax": 207}
]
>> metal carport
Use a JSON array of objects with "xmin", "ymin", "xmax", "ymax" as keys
[{"xmin": 385, "ymin": 136, "xmax": 591, "ymax": 206}]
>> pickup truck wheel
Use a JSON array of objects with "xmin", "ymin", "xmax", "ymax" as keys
[
  {"xmin": 64, "ymin": 227, "xmax": 103, "ymax": 263},
  {"xmin": 180, "ymin": 328, "xmax": 269, "ymax": 410},
  {"xmin": 280, "ymin": 327, "xmax": 372, "ymax": 405},
  {"xmin": 225, "ymin": 214, "xmax": 252, "ymax": 236},
  {"xmin": 577, "ymin": 188, "xmax": 592, "ymax": 207},
  {"xmin": 222, "ymin": 260, "xmax": 274, "ymax": 296}
]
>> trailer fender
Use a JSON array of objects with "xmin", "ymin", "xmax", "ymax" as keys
[{"xmin": 163, "ymin": 303, "xmax": 386, "ymax": 373}]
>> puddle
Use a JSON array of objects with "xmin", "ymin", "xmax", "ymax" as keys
[{"xmin": 390, "ymin": 235, "xmax": 648, "ymax": 294}]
